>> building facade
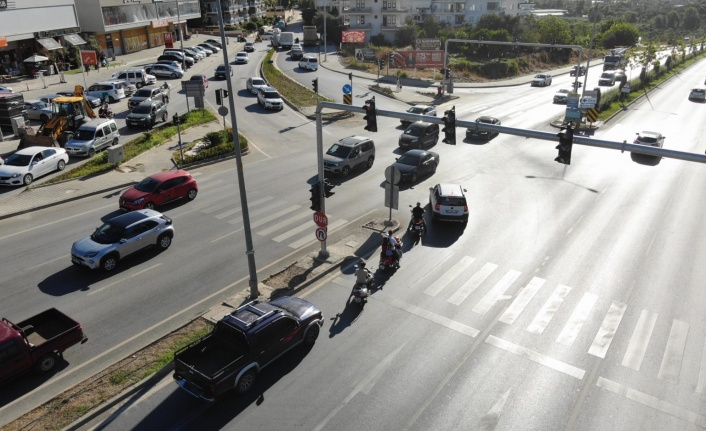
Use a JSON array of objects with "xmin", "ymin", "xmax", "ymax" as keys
[
  {"xmin": 73, "ymin": 0, "xmax": 201, "ymax": 57},
  {"xmin": 202, "ymin": 0, "xmax": 266, "ymax": 27},
  {"xmin": 0, "ymin": 0, "xmax": 82, "ymax": 76}
]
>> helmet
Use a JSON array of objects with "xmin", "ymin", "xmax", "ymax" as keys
[
  {"xmin": 359, "ymin": 261, "xmax": 366, "ymax": 267},
  {"xmin": 416, "ymin": 202, "xmax": 421, "ymax": 207}
]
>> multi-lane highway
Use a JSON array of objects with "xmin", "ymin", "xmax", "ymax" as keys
[{"xmin": 2, "ymin": 22, "xmax": 706, "ymax": 429}]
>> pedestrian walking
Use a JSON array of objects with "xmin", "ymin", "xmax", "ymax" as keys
[{"xmin": 396, "ymin": 78, "xmax": 402, "ymax": 93}]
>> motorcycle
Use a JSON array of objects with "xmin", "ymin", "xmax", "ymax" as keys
[
  {"xmin": 98, "ymin": 105, "xmax": 114, "ymax": 119},
  {"xmin": 379, "ymin": 237, "xmax": 402, "ymax": 272},
  {"xmin": 352, "ymin": 265, "xmax": 373, "ymax": 306}
]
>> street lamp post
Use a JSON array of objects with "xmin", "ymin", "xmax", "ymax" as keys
[
  {"xmin": 323, "ymin": 0, "xmax": 327, "ymax": 62},
  {"xmin": 175, "ymin": 0, "xmax": 190, "ymax": 111}
]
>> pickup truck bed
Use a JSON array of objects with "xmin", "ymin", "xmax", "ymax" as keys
[
  {"xmin": 16, "ymin": 308, "xmax": 80, "ymax": 345},
  {"xmin": 176, "ymin": 331, "xmax": 247, "ymax": 377}
]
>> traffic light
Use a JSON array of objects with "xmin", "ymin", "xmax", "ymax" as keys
[
  {"xmin": 309, "ymin": 182, "xmax": 322, "ymax": 211},
  {"xmin": 440, "ymin": 68, "xmax": 446, "ymax": 78},
  {"xmin": 323, "ymin": 179, "xmax": 335, "ymax": 197},
  {"xmin": 348, "ymin": 73, "xmax": 353, "ymax": 81},
  {"xmin": 388, "ymin": 52, "xmax": 395, "ymax": 67},
  {"xmin": 442, "ymin": 106, "xmax": 456, "ymax": 145},
  {"xmin": 312, "ymin": 78, "xmax": 318, "ymax": 94},
  {"xmin": 445, "ymin": 68, "xmax": 451, "ymax": 79},
  {"xmin": 222, "ymin": 89, "xmax": 228, "ymax": 99},
  {"xmin": 378, "ymin": 59, "xmax": 385, "ymax": 68},
  {"xmin": 555, "ymin": 125, "xmax": 574, "ymax": 165},
  {"xmin": 363, "ymin": 97, "xmax": 377, "ymax": 132},
  {"xmin": 216, "ymin": 89, "xmax": 222, "ymax": 105}
]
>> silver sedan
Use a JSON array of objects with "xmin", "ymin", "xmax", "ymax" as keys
[{"xmin": 24, "ymin": 100, "xmax": 53, "ymax": 122}]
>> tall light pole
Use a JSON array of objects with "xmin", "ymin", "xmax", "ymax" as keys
[
  {"xmin": 582, "ymin": 6, "xmax": 598, "ymax": 93},
  {"xmin": 323, "ymin": 0, "xmax": 327, "ymax": 62},
  {"xmin": 174, "ymin": 0, "xmax": 190, "ymax": 111},
  {"xmin": 216, "ymin": 0, "xmax": 259, "ymax": 299}
]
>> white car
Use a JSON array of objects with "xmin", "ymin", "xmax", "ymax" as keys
[
  {"xmin": 246, "ymin": 76, "xmax": 267, "ymax": 95},
  {"xmin": 24, "ymin": 100, "xmax": 53, "ymax": 122},
  {"xmin": 429, "ymin": 183, "xmax": 469, "ymax": 223},
  {"xmin": 191, "ymin": 46, "xmax": 212, "ymax": 57},
  {"xmin": 0, "ymin": 85, "xmax": 13, "ymax": 94},
  {"xmin": 0, "ymin": 146, "xmax": 68, "ymax": 186},
  {"xmin": 298, "ymin": 55, "xmax": 318, "ymax": 71},
  {"xmin": 531, "ymin": 73, "xmax": 552, "ymax": 87},
  {"xmin": 257, "ymin": 86, "xmax": 284, "ymax": 110},
  {"xmin": 634, "ymin": 131, "xmax": 665, "ymax": 148},
  {"xmin": 233, "ymin": 52, "xmax": 249, "ymax": 64},
  {"xmin": 553, "ymin": 89, "xmax": 572, "ymax": 104}
]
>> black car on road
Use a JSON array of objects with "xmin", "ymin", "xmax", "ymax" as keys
[
  {"xmin": 391, "ymin": 149, "xmax": 439, "ymax": 183},
  {"xmin": 466, "ymin": 116, "xmax": 501, "ymax": 141}
]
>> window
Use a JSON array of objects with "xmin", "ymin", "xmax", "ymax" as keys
[
  {"xmin": 0, "ymin": 340, "xmax": 20, "ymax": 365},
  {"xmin": 42, "ymin": 149, "xmax": 56, "ymax": 158},
  {"xmin": 356, "ymin": 0, "xmax": 365, "ymax": 8},
  {"xmin": 110, "ymin": 123, "xmax": 118, "ymax": 132},
  {"xmin": 103, "ymin": 125, "xmax": 112, "ymax": 136},
  {"xmin": 357, "ymin": 15, "xmax": 365, "ymax": 24}
]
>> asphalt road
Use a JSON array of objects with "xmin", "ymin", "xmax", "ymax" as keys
[{"xmin": 2, "ymin": 31, "xmax": 706, "ymax": 430}]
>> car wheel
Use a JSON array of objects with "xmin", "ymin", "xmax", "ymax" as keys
[
  {"xmin": 145, "ymin": 202, "xmax": 156, "ymax": 210},
  {"xmin": 341, "ymin": 166, "xmax": 351, "ymax": 177},
  {"xmin": 88, "ymin": 148, "xmax": 96, "ymax": 157},
  {"xmin": 109, "ymin": 96, "xmax": 116, "ymax": 103},
  {"xmin": 157, "ymin": 233, "xmax": 172, "ymax": 250},
  {"xmin": 40, "ymin": 114, "xmax": 49, "ymax": 122},
  {"xmin": 171, "ymin": 73, "xmax": 178, "ymax": 78},
  {"xmin": 236, "ymin": 369, "xmax": 257, "ymax": 394},
  {"xmin": 366, "ymin": 156, "xmax": 374, "ymax": 169},
  {"xmin": 304, "ymin": 324, "xmax": 320, "ymax": 345},
  {"xmin": 57, "ymin": 160, "xmax": 66, "ymax": 171},
  {"xmin": 100, "ymin": 253, "xmax": 119, "ymax": 272},
  {"xmin": 187, "ymin": 188, "xmax": 197, "ymax": 200},
  {"xmin": 34, "ymin": 353, "xmax": 57, "ymax": 373},
  {"xmin": 22, "ymin": 174, "xmax": 33, "ymax": 186},
  {"xmin": 136, "ymin": 82, "xmax": 144, "ymax": 89}
]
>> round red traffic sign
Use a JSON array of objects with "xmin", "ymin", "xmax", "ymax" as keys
[
  {"xmin": 315, "ymin": 227, "xmax": 327, "ymax": 242},
  {"xmin": 313, "ymin": 211, "xmax": 328, "ymax": 227}
]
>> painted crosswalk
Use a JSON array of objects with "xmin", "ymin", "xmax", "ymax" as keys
[
  {"xmin": 335, "ymin": 249, "xmax": 706, "ymax": 394},
  {"xmin": 199, "ymin": 194, "xmax": 347, "ymax": 249}
]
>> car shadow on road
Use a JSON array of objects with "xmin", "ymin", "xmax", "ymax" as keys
[
  {"xmin": 0, "ymin": 357, "xmax": 70, "ymax": 408},
  {"xmin": 630, "ymin": 153, "xmax": 662, "ymax": 166}
]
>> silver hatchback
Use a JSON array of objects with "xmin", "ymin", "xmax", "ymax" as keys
[{"xmin": 71, "ymin": 209, "xmax": 174, "ymax": 272}]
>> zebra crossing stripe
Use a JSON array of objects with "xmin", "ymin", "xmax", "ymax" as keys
[
  {"xmin": 527, "ymin": 284, "xmax": 572, "ymax": 335},
  {"xmin": 387, "ymin": 297, "xmax": 480, "ymax": 338},
  {"xmin": 424, "ymin": 256, "xmax": 475, "ymax": 297},
  {"xmin": 471, "ymin": 268, "xmax": 520, "ymax": 315},
  {"xmin": 272, "ymin": 220, "xmax": 316, "ymax": 242},
  {"xmin": 499, "ymin": 277, "xmax": 545, "ymax": 325},
  {"xmin": 622, "ymin": 309, "xmax": 658, "ymax": 371},
  {"xmin": 249, "ymin": 205, "xmax": 301, "ymax": 228},
  {"xmin": 658, "ymin": 320, "xmax": 689, "ymax": 384},
  {"xmin": 556, "ymin": 292, "xmax": 598, "ymax": 347},
  {"xmin": 696, "ymin": 337, "xmax": 706, "ymax": 394},
  {"xmin": 257, "ymin": 210, "xmax": 311, "ymax": 236},
  {"xmin": 588, "ymin": 301, "xmax": 627, "ymax": 358},
  {"xmin": 486, "ymin": 335, "xmax": 585, "ymax": 380},
  {"xmin": 287, "ymin": 219, "xmax": 347, "ymax": 249}
]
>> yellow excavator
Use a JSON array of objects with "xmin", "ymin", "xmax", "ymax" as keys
[{"xmin": 18, "ymin": 85, "xmax": 97, "ymax": 149}]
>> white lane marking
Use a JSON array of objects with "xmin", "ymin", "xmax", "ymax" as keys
[
  {"xmin": 658, "ymin": 319, "xmax": 689, "ymax": 383},
  {"xmin": 446, "ymin": 261, "xmax": 497, "ymax": 306},
  {"xmin": 257, "ymin": 210, "xmax": 311, "ymax": 236},
  {"xmin": 596, "ymin": 377, "xmax": 706, "ymax": 428},
  {"xmin": 476, "ymin": 388, "xmax": 512, "ymax": 431},
  {"xmin": 386, "ymin": 297, "xmax": 480, "ymax": 338},
  {"xmin": 214, "ymin": 206, "xmax": 242, "ymax": 220},
  {"xmin": 485, "ymin": 335, "xmax": 585, "ymax": 380},
  {"xmin": 287, "ymin": 219, "xmax": 347, "ymax": 249},
  {"xmin": 526, "ymin": 284, "xmax": 572, "ymax": 335},
  {"xmin": 408, "ymin": 250, "xmax": 456, "ymax": 290},
  {"xmin": 248, "ymin": 205, "xmax": 301, "ymax": 228},
  {"xmin": 499, "ymin": 277, "xmax": 545, "ymax": 325},
  {"xmin": 696, "ymin": 337, "xmax": 706, "ymax": 394},
  {"xmin": 0, "ymin": 203, "xmax": 115, "ymax": 241},
  {"xmin": 621, "ymin": 309, "xmax": 658, "ymax": 371},
  {"xmin": 312, "ymin": 343, "xmax": 407, "ymax": 431},
  {"xmin": 472, "ymin": 269, "xmax": 520, "ymax": 315},
  {"xmin": 200, "ymin": 199, "xmax": 237, "ymax": 214},
  {"xmin": 556, "ymin": 292, "xmax": 598, "ymax": 347},
  {"xmin": 588, "ymin": 300, "xmax": 627, "ymax": 358},
  {"xmin": 424, "ymin": 256, "xmax": 475, "ymax": 297},
  {"xmin": 247, "ymin": 200, "xmax": 291, "ymax": 218},
  {"xmin": 272, "ymin": 220, "xmax": 316, "ymax": 242},
  {"xmin": 87, "ymin": 264, "xmax": 162, "ymax": 295}
]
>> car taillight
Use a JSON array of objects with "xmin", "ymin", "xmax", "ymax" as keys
[
  {"xmin": 464, "ymin": 205, "xmax": 468, "ymax": 212},
  {"xmin": 435, "ymin": 203, "xmax": 440, "ymax": 211}
]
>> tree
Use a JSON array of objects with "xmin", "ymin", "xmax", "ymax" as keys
[
  {"xmin": 666, "ymin": 10, "xmax": 680, "ymax": 29},
  {"xmin": 681, "ymin": 6, "xmax": 700, "ymax": 30},
  {"xmin": 601, "ymin": 22, "xmax": 640, "ymax": 48},
  {"xmin": 421, "ymin": 15, "xmax": 441, "ymax": 38},
  {"xmin": 301, "ymin": 0, "xmax": 316, "ymax": 25},
  {"xmin": 395, "ymin": 22, "xmax": 417, "ymax": 48},
  {"xmin": 536, "ymin": 16, "xmax": 572, "ymax": 45}
]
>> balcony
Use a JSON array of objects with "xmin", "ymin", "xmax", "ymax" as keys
[
  {"xmin": 381, "ymin": 24, "xmax": 401, "ymax": 30},
  {"xmin": 343, "ymin": 6, "xmax": 372, "ymax": 13},
  {"xmin": 382, "ymin": 5, "xmax": 409, "ymax": 12},
  {"xmin": 344, "ymin": 21, "xmax": 372, "ymax": 29}
]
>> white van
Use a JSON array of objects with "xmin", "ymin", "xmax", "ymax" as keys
[
  {"xmin": 110, "ymin": 69, "xmax": 156, "ymax": 89},
  {"xmin": 64, "ymin": 118, "xmax": 120, "ymax": 157},
  {"xmin": 86, "ymin": 81, "xmax": 126, "ymax": 103},
  {"xmin": 298, "ymin": 56, "xmax": 318, "ymax": 71}
]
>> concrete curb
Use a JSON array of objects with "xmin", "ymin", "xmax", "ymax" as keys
[{"xmin": 62, "ymin": 361, "xmax": 175, "ymax": 431}]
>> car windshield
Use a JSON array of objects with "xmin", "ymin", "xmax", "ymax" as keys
[
  {"xmin": 73, "ymin": 129, "xmax": 95, "ymax": 140},
  {"xmin": 132, "ymin": 105, "xmax": 152, "ymax": 114},
  {"xmin": 237, "ymin": 53, "xmax": 247, "ymax": 58},
  {"xmin": 326, "ymin": 144, "xmax": 351, "ymax": 158},
  {"xmin": 252, "ymin": 79, "xmax": 265, "ymax": 86},
  {"xmin": 264, "ymin": 91, "xmax": 280, "ymax": 99},
  {"xmin": 408, "ymin": 107, "xmax": 427, "ymax": 114},
  {"xmin": 31, "ymin": 101, "xmax": 48, "ymax": 109},
  {"xmin": 91, "ymin": 222, "xmax": 123, "ymax": 244},
  {"xmin": 3, "ymin": 153, "xmax": 32, "ymax": 166},
  {"xmin": 639, "ymin": 136, "xmax": 657, "ymax": 143},
  {"xmin": 396, "ymin": 154, "xmax": 421, "ymax": 166},
  {"xmin": 217, "ymin": 66, "xmax": 226, "ymax": 71},
  {"xmin": 478, "ymin": 118, "xmax": 495, "ymax": 124},
  {"xmin": 134, "ymin": 176, "xmax": 160, "ymax": 192},
  {"xmin": 440, "ymin": 197, "xmax": 466, "ymax": 206},
  {"xmin": 404, "ymin": 124, "xmax": 425, "ymax": 136},
  {"xmin": 134, "ymin": 89, "xmax": 152, "ymax": 97},
  {"xmin": 557, "ymin": 90, "xmax": 569, "ymax": 94}
]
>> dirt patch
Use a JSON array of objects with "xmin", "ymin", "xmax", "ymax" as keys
[
  {"xmin": 264, "ymin": 262, "xmax": 317, "ymax": 299},
  {"xmin": 3, "ymin": 318, "xmax": 212, "ymax": 431}
]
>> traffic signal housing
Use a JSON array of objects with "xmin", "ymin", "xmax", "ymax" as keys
[
  {"xmin": 309, "ymin": 182, "xmax": 322, "ymax": 211},
  {"xmin": 363, "ymin": 97, "xmax": 377, "ymax": 132},
  {"xmin": 445, "ymin": 68, "xmax": 451, "ymax": 79},
  {"xmin": 442, "ymin": 106, "xmax": 456, "ymax": 145},
  {"xmin": 312, "ymin": 78, "xmax": 318, "ymax": 94},
  {"xmin": 388, "ymin": 52, "xmax": 395, "ymax": 67},
  {"xmin": 323, "ymin": 179, "xmax": 335, "ymax": 198},
  {"xmin": 555, "ymin": 125, "xmax": 574, "ymax": 165},
  {"xmin": 216, "ymin": 89, "xmax": 229, "ymax": 105}
]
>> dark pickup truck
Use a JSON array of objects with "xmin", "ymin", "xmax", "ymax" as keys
[
  {"xmin": 0, "ymin": 308, "xmax": 88, "ymax": 384},
  {"xmin": 173, "ymin": 297, "xmax": 323, "ymax": 401}
]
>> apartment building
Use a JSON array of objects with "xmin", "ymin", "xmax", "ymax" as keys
[{"xmin": 202, "ymin": 0, "xmax": 267, "ymax": 27}]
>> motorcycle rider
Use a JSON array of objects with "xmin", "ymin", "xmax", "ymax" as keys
[
  {"xmin": 98, "ymin": 102, "xmax": 112, "ymax": 119},
  {"xmin": 355, "ymin": 262, "xmax": 373, "ymax": 286},
  {"xmin": 408, "ymin": 202, "xmax": 425, "ymax": 231}
]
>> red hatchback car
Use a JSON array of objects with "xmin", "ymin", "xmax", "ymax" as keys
[{"xmin": 120, "ymin": 170, "xmax": 198, "ymax": 211}]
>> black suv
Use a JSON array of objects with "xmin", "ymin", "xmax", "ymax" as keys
[{"xmin": 398, "ymin": 121, "xmax": 439, "ymax": 149}]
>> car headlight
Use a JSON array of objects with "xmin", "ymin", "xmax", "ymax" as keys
[
  {"xmin": 132, "ymin": 197, "xmax": 145, "ymax": 205},
  {"xmin": 85, "ymin": 251, "xmax": 99, "ymax": 258},
  {"xmin": 10, "ymin": 172, "xmax": 21, "ymax": 178}
]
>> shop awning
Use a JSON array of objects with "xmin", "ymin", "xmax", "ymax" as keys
[
  {"xmin": 36, "ymin": 38, "xmax": 62, "ymax": 51},
  {"xmin": 63, "ymin": 34, "xmax": 87, "ymax": 46}
]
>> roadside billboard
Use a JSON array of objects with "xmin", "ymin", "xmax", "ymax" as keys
[
  {"xmin": 342, "ymin": 31, "xmax": 366, "ymax": 43},
  {"xmin": 389, "ymin": 50, "xmax": 444, "ymax": 68}
]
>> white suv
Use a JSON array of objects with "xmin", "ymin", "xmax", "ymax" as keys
[
  {"xmin": 257, "ymin": 86, "xmax": 284, "ymax": 110},
  {"xmin": 299, "ymin": 56, "xmax": 318, "ymax": 71},
  {"xmin": 429, "ymin": 183, "xmax": 468, "ymax": 223},
  {"xmin": 530, "ymin": 73, "xmax": 552, "ymax": 87}
]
